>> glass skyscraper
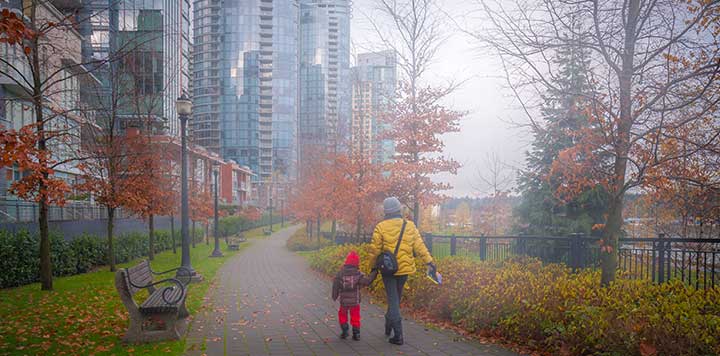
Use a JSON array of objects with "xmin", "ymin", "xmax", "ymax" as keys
[
  {"xmin": 86, "ymin": 0, "xmax": 191, "ymax": 136},
  {"xmin": 351, "ymin": 50, "xmax": 397, "ymax": 164},
  {"xmin": 298, "ymin": 0, "xmax": 351, "ymax": 168},
  {"xmin": 193, "ymin": 0, "xmax": 299, "ymax": 196}
]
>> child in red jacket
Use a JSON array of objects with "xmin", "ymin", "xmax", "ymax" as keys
[{"xmin": 332, "ymin": 251, "xmax": 378, "ymax": 340}]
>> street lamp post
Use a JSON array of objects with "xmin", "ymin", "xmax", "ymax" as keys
[
  {"xmin": 268, "ymin": 197, "xmax": 274, "ymax": 233},
  {"xmin": 177, "ymin": 93, "xmax": 202, "ymax": 282},
  {"xmin": 211, "ymin": 163, "xmax": 222, "ymax": 257}
]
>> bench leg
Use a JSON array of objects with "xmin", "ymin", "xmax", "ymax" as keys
[
  {"xmin": 123, "ymin": 313, "xmax": 144, "ymax": 343},
  {"xmin": 179, "ymin": 300, "xmax": 190, "ymax": 319},
  {"xmin": 122, "ymin": 311, "xmax": 182, "ymax": 343}
]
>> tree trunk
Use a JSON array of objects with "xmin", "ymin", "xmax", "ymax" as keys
[
  {"xmin": 331, "ymin": 220, "xmax": 337, "ymax": 241},
  {"xmin": 148, "ymin": 214, "xmax": 155, "ymax": 260},
  {"xmin": 205, "ymin": 223, "xmax": 209, "ymax": 245},
  {"xmin": 599, "ymin": 0, "xmax": 638, "ymax": 287},
  {"xmin": 171, "ymin": 215, "xmax": 176, "ymax": 254},
  {"xmin": 601, "ymin": 195, "xmax": 623, "ymax": 285},
  {"xmin": 108, "ymin": 207, "xmax": 116, "ymax": 272},
  {"xmin": 413, "ymin": 200, "xmax": 420, "ymax": 228},
  {"xmin": 316, "ymin": 213, "xmax": 321, "ymax": 242},
  {"xmin": 307, "ymin": 220, "xmax": 312, "ymax": 238},
  {"xmin": 30, "ymin": 3, "xmax": 51, "ymax": 291},
  {"xmin": 192, "ymin": 220, "xmax": 196, "ymax": 248},
  {"xmin": 38, "ymin": 200, "xmax": 52, "ymax": 290},
  {"xmin": 356, "ymin": 215, "xmax": 362, "ymax": 242}
]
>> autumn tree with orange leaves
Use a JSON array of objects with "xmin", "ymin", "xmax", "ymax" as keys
[
  {"xmin": 291, "ymin": 148, "xmax": 333, "ymax": 238},
  {"xmin": 77, "ymin": 130, "xmax": 149, "ymax": 272},
  {"xmin": 640, "ymin": 119, "xmax": 720, "ymax": 238},
  {"xmin": 189, "ymin": 179, "xmax": 213, "ymax": 246},
  {"xmin": 0, "ymin": 2, "xmax": 102, "ymax": 290},
  {"xmin": 368, "ymin": 0, "xmax": 461, "ymax": 228},
  {"xmin": 479, "ymin": 0, "xmax": 720, "ymax": 285},
  {"xmin": 328, "ymin": 149, "xmax": 386, "ymax": 239},
  {"xmin": 383, "ymin": 83, "xmax": 462, "ymax": 226},
  {"xmin": 125, "ymin": 138, "xmax": 174, "ymax": 260}
]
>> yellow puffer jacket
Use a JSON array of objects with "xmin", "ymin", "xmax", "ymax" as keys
[{"xmin": 368, "ymin": 218, "xmax": 433, "ymax": 276}]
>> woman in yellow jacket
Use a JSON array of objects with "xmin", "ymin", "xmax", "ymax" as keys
[{"xmin": 368, "ymin": 197, "xmax": 435, "ymax": 345}]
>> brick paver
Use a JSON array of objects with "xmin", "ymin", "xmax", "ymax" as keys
[{"xmin": 185, "ymin": 226, "xmax": 521, "ymax": 356}]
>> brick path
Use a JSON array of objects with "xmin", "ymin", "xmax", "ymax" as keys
[{"xmin": 185, "ymin": 226, "xmax": 521, "ymax": 356}]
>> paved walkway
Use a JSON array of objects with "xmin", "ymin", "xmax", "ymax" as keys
[{"xmin": 185, "ymin": 226, "xmax": 521, "ymax": 356}]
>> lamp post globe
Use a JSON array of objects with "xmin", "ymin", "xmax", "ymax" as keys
[{"xmin": 176, "ymin": 93, "xmax": 201, "ymax": 282}]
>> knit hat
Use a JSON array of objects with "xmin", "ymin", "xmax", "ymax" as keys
[
  {"xmin": 345, "ymin": 250, "xmax": 359, "ymax": 267},
  {"xmin": 383, "ymin": 197, "xmax": 402, "ymax": 215}
]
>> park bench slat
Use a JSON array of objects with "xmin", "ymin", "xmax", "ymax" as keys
[
  {"xmin": 140, "ymin": 287, "xmax": 184, "ymax": 312},
  {"xmin": 126, "ymin": 261, "xmax": 153, "ymax": 295}
]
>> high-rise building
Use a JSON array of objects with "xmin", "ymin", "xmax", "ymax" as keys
[
  {"xmin": 351, "ymin": 50, "xmax": 397, "ymax": 164},
  {"xmin": 85, "ymin": 0, "xmax": 191, "ymax": 136},
  {"xmin": 192, "ymin": 0, "xmax": 299, "ymax": 205},
  {"xmin": 298, "ymin": 0, "xmax": 351, "ymax": 168}
]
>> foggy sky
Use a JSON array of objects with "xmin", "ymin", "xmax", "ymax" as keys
[{"xmin": 350, "ymin": 0, "xmax": 532, "ymax": 198}]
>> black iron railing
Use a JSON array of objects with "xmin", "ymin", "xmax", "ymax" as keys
[
  {"xmin": 0, "ymin": 199, "xmax": 133, "ymax": 223},
  {"xmin": 333, "ymin": 232, "xmax": 719, "ymax": 290}
]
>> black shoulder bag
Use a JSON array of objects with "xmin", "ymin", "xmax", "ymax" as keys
[{"xmin": 375, "ymin": 219, "xmax": 407, "ymax": 276}]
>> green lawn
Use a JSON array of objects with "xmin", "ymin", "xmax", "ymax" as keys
[
  {"xmin": 242, "ymin": 223, "xmax": 289, "ymax": 239},
  {"xmin": 0, "ymin": 242, "xmax": 242, "ymax": 356}
]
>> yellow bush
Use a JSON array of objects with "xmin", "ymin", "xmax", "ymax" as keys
[{"xmin": 308, "ymin": 244, "xmax": 720, "ymax": 356}]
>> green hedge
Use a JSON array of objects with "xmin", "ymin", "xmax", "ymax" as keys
[
  {"xmin": 0, "ymin": 227, "xmax": 203, "ymax": 289},
  {"xmin": 309, "ymin": 244, "xmax": 720, "ymax": 356},
  {"xmin": 286, "ymin": 229, "xmax": 333, "ymax": 251},
  {"xmin": 218, "ymin": 216, "xmax": 252, "ymax": 238}
]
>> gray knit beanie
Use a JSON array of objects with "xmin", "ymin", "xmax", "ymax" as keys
[{"xmin": 383, "ymin": 197, "xmax": 402, "ymax": 215}]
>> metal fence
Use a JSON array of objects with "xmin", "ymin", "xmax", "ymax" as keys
[
  {"xmin": 0, "ymin": 199, "xmax": 133, "ymax": 223},
  {"xmin": 333, "ymin": 232, "xmax": 719, "ymax": 290}
]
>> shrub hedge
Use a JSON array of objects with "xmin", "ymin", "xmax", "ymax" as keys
[
  {"xmin": 308, "ymin": 244, "xmax": 720, "ymax": 356},
  {"xmin": 286, "ymin": 228, "xmax": 333, "ymax": 251},
  {"xmin": 0, "ymin": 227, "xmax": 203, "ymax": 289}
]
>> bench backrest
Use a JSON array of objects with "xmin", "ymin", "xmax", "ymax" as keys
[{"xmin": 124, "ymin": 260, "xmax": 154, "ymax": 296}]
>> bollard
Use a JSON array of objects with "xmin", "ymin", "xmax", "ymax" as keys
[
  {"xmin": 657, "ymin": 233, "xmax": 666, "ymax": 283},
  {"xmin": 517, "ymin": 235, "xmax": 527, "ymax": 256},
  {"xmin": 568, "ymin": 233, "xmax": 584, "ymax": 270},
  {"xmin": 479, "ymin": 236, "xmax": 487, "ymax": 261},
  {"xmin": 450, "ymin": 234, "xmax": 457, "ymax": 256}
]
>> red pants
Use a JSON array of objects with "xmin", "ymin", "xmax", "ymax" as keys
[{"xmin": 338, "ymin": 305, "xmax": 361, "ymax": 328}]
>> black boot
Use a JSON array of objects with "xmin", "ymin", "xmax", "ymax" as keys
[
  {"xmin": 340, "ymin": 323, "xmax": 349, "ymax": 339},
  {"xmin": 388, "ymin": 320, "xmax": 403, "ymax": 345},
  {"xmin": 384, "ymin": 318, "xmax": 392, "ymax": 337},
  {"xmin": 352, "ymin": 327, "xmax": 360, "ymax": 341}
]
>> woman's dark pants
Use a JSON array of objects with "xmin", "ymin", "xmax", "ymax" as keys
[{"xmin": 382, "ymin": 274, "xmax": 408, "ymax": 338}]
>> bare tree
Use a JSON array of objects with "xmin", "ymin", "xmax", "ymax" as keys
[
  {"xmin": 369, "ymin": 0, "xmax": 445, "ymax": 97},
  {"xmin": 474, "ymin": 152, "xmax": 515, "ymax": 235},
  {"xmin": 368, "ymin": 0, "xmax": 461, "ymax": 226},
  {"xmin": 473, "ymin": 0, "xmax": 720, "ymax": 285}
]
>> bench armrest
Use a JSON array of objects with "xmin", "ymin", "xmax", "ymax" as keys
[
  {"xmin": 150, "ymin": 266, "xmax": 193, "ymax": 285},
  {"xmin": 151, "ymin": 265, "xmax": 188, "ymax": 275},
  {"xmin": 129, "ymin": 277, "xmax": 186, "ymax": 305}
]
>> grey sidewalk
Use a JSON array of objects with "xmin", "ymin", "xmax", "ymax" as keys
[{"xmin": 185, "ymin": 226, "xmax": 521, "ymax": 356}]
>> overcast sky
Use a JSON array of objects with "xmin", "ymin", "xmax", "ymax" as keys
[{"xmin": 350, "ymin": 0, "xmax": 532, "ymax": 198}]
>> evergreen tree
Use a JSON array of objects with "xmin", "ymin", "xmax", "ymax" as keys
[{"xmin": 516, "ymin": 41, "xmax": 609, "ymax": 236}]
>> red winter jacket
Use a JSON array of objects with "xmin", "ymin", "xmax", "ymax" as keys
[{"xmin": 332, "ymin": 264, "xmax": 377, "ymax": 307}]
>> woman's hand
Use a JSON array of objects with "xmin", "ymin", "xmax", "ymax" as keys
[{"xmin": 427, "ymin": 262, "xmax": 437, "ymax": 273}]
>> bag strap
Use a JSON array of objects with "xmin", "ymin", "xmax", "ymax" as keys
[{"xmin": 393, "ymin": 220, "xmax": 407, "ymax": 256}]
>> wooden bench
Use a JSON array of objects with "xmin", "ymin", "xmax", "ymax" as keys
[
  {"xmin": 227, "ymin": 234, "xmax": 247, "ymax": 251},
  {"xmin": 114, "ymin": 260, "xmax": 191, "ymax": 343}
]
